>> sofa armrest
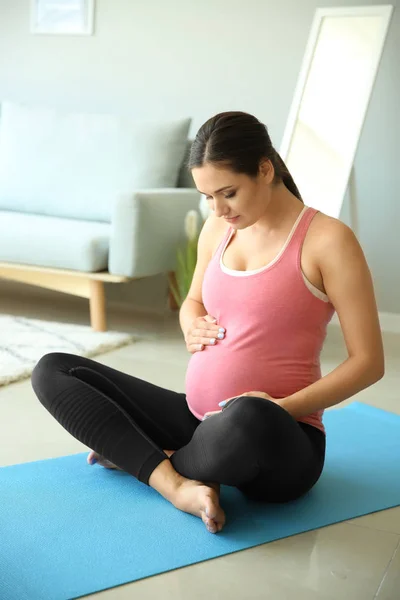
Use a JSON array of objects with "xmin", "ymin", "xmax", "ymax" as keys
[{"xmin": 109, "ymin": 188, "xmax": 201, "ymax": 278}]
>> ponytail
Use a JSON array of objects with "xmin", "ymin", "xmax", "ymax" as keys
[{"xmin": 273, "ymin": 150, "xmax": 303, "ymax": 203}]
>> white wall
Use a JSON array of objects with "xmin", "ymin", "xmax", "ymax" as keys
[
  {"xmin": 0, "ymin": 0, "xmax": 399, "ymax": 314},
  {"xmin": 0, "ymin": 0, "xmax": 313, "ymax": 141}
]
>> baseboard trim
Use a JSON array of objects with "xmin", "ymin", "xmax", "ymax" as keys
[{"xmin": 330, "ymin": 311, "xmax": 400, "ymax": 334}]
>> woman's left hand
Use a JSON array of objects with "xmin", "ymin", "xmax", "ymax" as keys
[{"xmin": 203, "ymin": 391, "xmax": 278, "ymax": 420}]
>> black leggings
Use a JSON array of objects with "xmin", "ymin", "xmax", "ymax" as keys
[{"xmin": 31, "ymin": 353, "xmax": 326, "ymax": 502}]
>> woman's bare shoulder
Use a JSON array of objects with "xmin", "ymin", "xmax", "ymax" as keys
[
  {"xmin": 307, "ymin": 210, "xmax": 356, "ymax": 249},
  {"xmin": 306, "ymin": 210, "xmax": 362, "ymax": 273}
]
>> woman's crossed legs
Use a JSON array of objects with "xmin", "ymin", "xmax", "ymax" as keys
[{"xmin": 31, "ymin": 353, "xmax": 325, "ymax": 533}]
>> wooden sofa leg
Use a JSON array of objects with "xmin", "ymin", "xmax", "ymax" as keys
[{"xmin": 89, "ymin": 279, "xmax": 107, "ymax": 332}]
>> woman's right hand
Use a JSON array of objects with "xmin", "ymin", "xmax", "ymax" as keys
[{"xmin": 185, "ymin": 315, "xmax": 226, "ymax": 354}]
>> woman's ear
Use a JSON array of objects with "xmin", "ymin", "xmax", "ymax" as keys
[{"xmin": 259, "ymin": 159, "xmax": 275, "ymax": 184}]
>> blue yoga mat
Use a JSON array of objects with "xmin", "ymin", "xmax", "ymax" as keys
[{"xmin": 1, "ymin": 402, "xmax": 400, "ymax": 600}]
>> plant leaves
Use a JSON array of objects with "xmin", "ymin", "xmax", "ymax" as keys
[{"xmin": 168, "ymin": 234, "xmax": 200, "ymax": 306}]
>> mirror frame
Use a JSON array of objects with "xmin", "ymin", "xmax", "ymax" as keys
[{"xmin": 279, "ymin": 5, "xmax": 394, "ymax": 217}]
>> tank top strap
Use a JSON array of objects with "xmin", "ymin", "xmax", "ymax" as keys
[
  {"xmin": 284, "ymin": 206, "xmax": 319, "ymax": 259},
  {"xmin": 213, "ymin": 226, "xmax": 234, "ymax": 261}
]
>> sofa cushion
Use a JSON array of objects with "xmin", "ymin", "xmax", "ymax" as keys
[
  {"xmin": 177, "ymin": 140, "xmax": 196, "ymax": 189},
  {"xmin": 0, "ymin": 211, "xmax": 110, "ymax": 272},
  {"xmin": 0, "ymin": 102, "xmax": 191, "ymax": 222}
]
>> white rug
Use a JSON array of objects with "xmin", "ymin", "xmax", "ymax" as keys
[{"xmin": 0, "ymin": 315, "xmax": 136, "ymax": 386}]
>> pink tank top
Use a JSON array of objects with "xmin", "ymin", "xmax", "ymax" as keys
[{"xmin": 185, "ymin": 206, "xmax": 336, "ymax": 433}]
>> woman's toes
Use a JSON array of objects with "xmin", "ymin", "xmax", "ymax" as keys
[
  {"xmin": 201, "ymin": 507, "xmax": 217, "ymax": 533},
  {"xmin": 202, "ymin": 514, "xmax": 217, "ymax": 533},
  {"xmin": 87, "ymin": 451, "xmax": 121, "ymax": 470},
  {"xmin": 202, "ymin": 494, "xmax": 225, "ymax": 533},
  {"xmin": 204, "ymin": 498, "xmax": 217, "ymax": 521},
  {"xmin": 87, "ymin": 451, "xmax": 98, "ymax": 465}
]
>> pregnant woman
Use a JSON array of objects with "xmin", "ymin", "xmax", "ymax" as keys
[{"xmin": 31, "ymin": 111, "xmax": 384, "ymax": 534}]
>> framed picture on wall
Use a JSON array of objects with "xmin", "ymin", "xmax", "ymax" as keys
[{"xmin": 30, "ymin": 0, "xmax": 95, "ymax": 36}]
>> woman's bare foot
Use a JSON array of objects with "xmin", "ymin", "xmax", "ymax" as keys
[
  {"xmin": 87, "ymin": 451, "xmax": 122, "ymax": 470},
  {"xmin": 148, "ymin": 455, "xmax": 225, "ymax": 533},
  {"xmin": 88, "ymin": 449, "xmax": 224, "ymax": 532},
  {"xmin": 172, "ymin": 479, "xmax": 225, "ymax": 534}
]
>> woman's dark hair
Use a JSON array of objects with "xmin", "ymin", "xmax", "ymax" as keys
[{"xmin": 188, "ymin": 111, "xmax": 302, "ymax": 202}]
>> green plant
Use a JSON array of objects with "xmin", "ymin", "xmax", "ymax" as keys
[{"xmin": 168, "ymin": 210, "xmax": 202, "ymax": 308}]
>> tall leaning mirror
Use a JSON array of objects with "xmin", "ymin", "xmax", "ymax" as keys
[{"xmin": 280, "ymin": 5, "xmax": 393, "ymax": 221}]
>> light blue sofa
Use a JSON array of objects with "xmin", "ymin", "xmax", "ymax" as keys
[{"xmin": 0, "ymin": 102, "xmax": 200, "ymax": 330}]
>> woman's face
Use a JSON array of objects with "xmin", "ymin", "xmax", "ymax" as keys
[{"xmin": 192, "ymin": 161, "xmax": 274, "ymax": 229}]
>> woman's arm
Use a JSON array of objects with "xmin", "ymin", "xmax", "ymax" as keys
[{"xmin": 278, "ymin": 219, "xmax": 384, "ymax": 419}]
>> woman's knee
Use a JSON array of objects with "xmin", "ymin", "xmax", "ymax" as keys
[
  {"xmin": 221, "ymin": 395, "xmax": 296, "ymax": 446},
  {"xmin": 31, "ymin": 352, "xmax": 75, "ymax": 396},
  {"xmin": 223, "ymin": 395, "xmax": 286, "ymax": 426}
]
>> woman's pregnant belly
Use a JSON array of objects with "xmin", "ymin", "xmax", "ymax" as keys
[{"xmin": 185, "ymin": 341, "xmax": 320, "ymax": 420}]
